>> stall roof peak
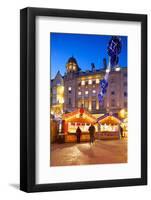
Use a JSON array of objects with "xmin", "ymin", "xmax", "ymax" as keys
[
  {"xmin": 97, "ymin": 113, "xmax": 121, "ymax": 125},
  {"xmin": 62, "ymin": 109, "xmax": 97, "ymax": 122}
]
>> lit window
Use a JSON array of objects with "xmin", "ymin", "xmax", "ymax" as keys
[
  {"xmin": 69, "ymin": 65, "xmax": 72, "ymax": 70},
  {"xmin": 68, "ymin": 87, "xmax": 72, "ymax": 91},
  {"xmin": 78, "ymin": 91, "xmax": 81, "ymax": 95},
  {"xmin": 68, "ymin": 87, "xmax": 72, "ymax": 94},
  {"xmin": 85, "ymin": 91, "xmax": 88, "ymax": 95},
  {"xmin": 96, "ymin": 79, "xmax": 99, "ymax": 84},
  {"xmin": 78, "ymin": 101, "xmax": 81, "ymax": 108},
  {"xmin": 84, "ymin": 101, "xmax": 89, "ymax": 109},
  {"xmin": 88, "ymin": 80, "xmax": 92, "ymax": 84},
  {"xmin": 92, "ymin": 90, "xmax": 96, "ymax": 93},
  {"xmin": 81, "ymin": 80, "xmax": 85, "ymax": 85}
]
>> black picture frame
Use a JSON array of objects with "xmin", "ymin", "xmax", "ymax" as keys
[{"xmin": 20, "ymin": 7, "xmax": 147, "ymax": 192}]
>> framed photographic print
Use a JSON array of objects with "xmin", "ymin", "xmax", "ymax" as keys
[{"xmin": 20, "ymin": 7, "xmax": 147, "ymax": 192}]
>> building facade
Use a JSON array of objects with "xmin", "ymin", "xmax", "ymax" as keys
[
  {"xmin": 51, "ymin": 56, "xmax": 127, "ymax": 117},
  {"xmin": 51, "ymin": 71, "xmax": 64, "ymax": 117}
]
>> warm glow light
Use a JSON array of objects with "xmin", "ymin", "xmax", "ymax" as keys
[
  {"xmin": 78, "ymin": 91, "xmax": 81, "ymax": 95},
  {"xmin": 69, "ymin": 64, "xmax": 72, "ymax": 70},
  {"xmin": 68, "ymin": 87, "xmax": 72, "ymax": 91},
  {"xmin": 96, "ymin": 79, "xmax": 99, "ymax": 84},
  {"xmin": 115, "ymin": 67, "xmax": 121, "ymax": 71},
  {"xmin": 56, "ymin": 86, "xmax": 64, "ymax": 105},
  {"xmin": 88, "ymin": 106, "xmax": 91, "ymax": 111},
  {"xmin": 57, "ymin": 86, "xmax": 64, "ymax": 93},
  {"xmin": 59, "ymin": 99, "xmax": 64, "ymax": 104},
  {"xmin": 119, "ymin": 109, "xmax": 125, "ymax": 118},
  {"xmin": 88, "ymin": 80, "xmax": 92, "ymax": 84},
  {"xmin": 92, "ymin": 90, "xmax": 96, "ymax": 93},
  {"xmin": 96, "ymin": 101, "xmax": 99, "ymax": 110},
  {"xmin": 81, "ymin": 80, "xmax": 85, "ymax": 85},
  {"xmin": 85, "ymin": 91, "xmax": 88, "ymax": 95}
]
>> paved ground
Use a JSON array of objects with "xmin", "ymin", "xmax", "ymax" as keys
[{"xmin": 50, "ymin": 139, "xmax": 127, "ymax": 166}]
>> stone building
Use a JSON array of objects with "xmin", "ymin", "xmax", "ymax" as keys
[
  {"xmin": 51, "ymin": 56, "xmax": 127, "ymax": 117},
  {"xmin": 51, "ymin": 71, "xmax": 64, "ymax": 117}
]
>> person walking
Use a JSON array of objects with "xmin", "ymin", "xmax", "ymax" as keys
[
  {"xmin": 88, "ymin": 124, "xmax": 95, "ymax": 144},
  {"xmin": 120, "ymin": 125, "xmax": 123, "ymax": 138},
  {"xmin": 76, "ymin": 126, "xmax": 82, "ymax": 143}
]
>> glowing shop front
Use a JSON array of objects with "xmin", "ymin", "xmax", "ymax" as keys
[
  {"xmin": 97, "ymin": 114, "xmax": 121, "ymax": 139},
  {"xmin": 62, "ymin": 109, "xmax": 96, "ymax": 142}
]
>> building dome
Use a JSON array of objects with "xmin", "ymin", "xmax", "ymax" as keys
[
  {"xmin": 66, "ymin": 56, "xmax": 81, "ymax": 73},
  {"xmin": 67, "ymin": 56, "xmax": 78, "ymax": 64}
]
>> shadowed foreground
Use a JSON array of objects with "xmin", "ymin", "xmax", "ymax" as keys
[{"xmin": 50, "ymin": 139, "xmax": 127, "ymax": 166}]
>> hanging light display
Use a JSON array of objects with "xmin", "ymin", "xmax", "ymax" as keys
[{"xmin": 98, "ymin": 36, "xmax": 122, "ymax": 104}]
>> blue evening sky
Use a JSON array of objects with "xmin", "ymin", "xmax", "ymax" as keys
[{"xmin": 50, "ymin": 33, "xmax": 127, "ymax": 79}]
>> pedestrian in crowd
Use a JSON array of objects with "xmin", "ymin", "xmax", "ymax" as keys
[
  {"xmin": 88, "ymin": 123, "xmax": 95, "ymax": 144},
  {"xmin": 120, "ymin": 125, "xmax": 123, "ymax": 138},
  {"xmin": 76, "ymin": 126, "xmax": 82, "ymax": 143},
  {"xmin": 118, "ymin": 124, "xmax": 123, "ymax": 139}
]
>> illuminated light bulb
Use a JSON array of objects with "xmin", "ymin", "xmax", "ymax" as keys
[
  {"xmin": 106, "ymin": 68, "xmax": 110, "ymax": 73},
  {"xmin": 68, "ymin": 87, "xmax": 72, "ymax": 91},
  {"xmin": 115, "ymin": 67, "xmax": 120, "ymax": 71}
]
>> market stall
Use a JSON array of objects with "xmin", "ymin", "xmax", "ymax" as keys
[
  {"xmin": 121, "ymin": 117, "xmax": 128, "ymax": 138},
  {"xmin": 50, "ymin": 119, "xmax": 58, "ymax": 143},
  {"xmin": 97, "ymin": 114, "xmax": 121, "ymax": 139},
  {"xmin": 62, "ymin": 109, "xmax": 96, "ymax": 142}
]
